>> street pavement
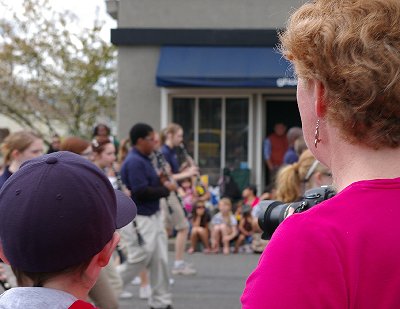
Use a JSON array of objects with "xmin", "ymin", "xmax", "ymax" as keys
[{"xmin": 119, "ymin": 251, "xmax": 260, "ymax": 309}]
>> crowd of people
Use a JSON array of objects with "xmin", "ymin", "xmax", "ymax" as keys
[{"xmin": 0, "ymin": 117, "xmax": 330, "ymax": 308}]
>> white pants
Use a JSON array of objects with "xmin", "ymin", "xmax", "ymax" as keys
[
  {"xmin": 160, "ymin": 192, "xmax": 189, "ymax": 231},
  {"xmin": 89, "ymin": 266, "xmax": 119, "ymax": 309},
  {"xmin": 118, "ymin": 212, "xmax": 172, "ymax": 308}
]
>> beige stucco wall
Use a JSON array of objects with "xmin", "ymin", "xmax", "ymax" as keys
[
  {"xmin": 117, "ymin": 46, "xmax": 162, "ymax": 139},
  {"xmin": 118, "ymin": 0, "xmax": 306, "ymax": 29}
]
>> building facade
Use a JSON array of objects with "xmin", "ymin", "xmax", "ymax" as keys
[{"xmin": 107, "ymin": 0, "xmax": 306, "ymax": 190}]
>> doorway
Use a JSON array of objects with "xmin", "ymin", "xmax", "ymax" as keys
[
  {"xmin": 264, "ymin": 98, "xmax": 301, "ymax": 186},
  {"xmin": 265, "ymin": 99, "xmax": 301, "ymax": 135}
]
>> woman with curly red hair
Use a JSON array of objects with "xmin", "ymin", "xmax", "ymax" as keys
[{"xmin": 242, "ymin": 0, "xmax": 400, "ymax": 308}]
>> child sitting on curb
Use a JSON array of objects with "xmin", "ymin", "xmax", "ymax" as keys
[
  {"xmin": 188, "ymin": 201, "xmax": 211, "ymax": 254},
  {"xmin": 210, "ymin": 198, "xmax": 238, "ymax": 255},
  {"xmin": 234, "ymin": 204, "xmax": 254, "ymax": 253}
]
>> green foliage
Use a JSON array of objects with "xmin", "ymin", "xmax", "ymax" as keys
[{"xmin": 0, "ymin": 0, "xmax": 117, "ymax": 139}]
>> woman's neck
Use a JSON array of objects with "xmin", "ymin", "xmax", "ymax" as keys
[
  {"xmin": 328, "ymin": 142, "xmax": 400, "ymax": 192},
  {"xmin": 165, "ymin": 140, "xmax": 174, "ymax": 148},
  {"xmin": 8, "ymin": 161, "xmax": 21, "ymax": 174},
  {"xmin": 94, "ymin": 162, "xmax": 105, "ymax": 171}
]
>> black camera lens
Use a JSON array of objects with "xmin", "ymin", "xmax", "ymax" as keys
[
  {"xmin": 257, "ymin": 186, "xmax": 336, "ymax": 240},
  {"xmin": 257, "ymin": 200, "xmax": 287, "ymax": 240}
]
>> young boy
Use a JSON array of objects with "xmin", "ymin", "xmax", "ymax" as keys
[{"xmin": 0, "ymin": 151, "xmax": 137, "ymax": 308}]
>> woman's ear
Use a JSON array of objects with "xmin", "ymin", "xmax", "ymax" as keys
[
  {"xmin": 314, "ymin": 81, "xmax": 327, "ymax": 118},
  {"xmin": 10, "ymin": 149, "xmax": 20, "ymax": 161}
]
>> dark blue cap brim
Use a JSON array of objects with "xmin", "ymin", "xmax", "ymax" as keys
[{"xmin": 114, "ymin": 189, "xmax": 136, "ymax": 228}]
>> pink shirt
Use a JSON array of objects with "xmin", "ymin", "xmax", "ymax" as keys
[{"xmin": 242, "ymin": 177, "xmax": 400, "ymax": 309}]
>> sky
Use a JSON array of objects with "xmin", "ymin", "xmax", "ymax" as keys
[
  {"xmin": 50, "ymin": 0, "xmax": 116, "ymax": 41},
  {"xmin": 1, "ymin": 0, "xmax": 117, "ymax": 42}
]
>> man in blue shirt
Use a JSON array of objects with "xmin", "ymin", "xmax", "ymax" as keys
[{"xmin": 119, "ymin": 123, "xmax": 175, "ymax": 309}]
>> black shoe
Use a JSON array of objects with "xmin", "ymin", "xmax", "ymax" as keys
[{"xmin": 150, "ymin": 306, "xmax": 173, "ymax": 309}]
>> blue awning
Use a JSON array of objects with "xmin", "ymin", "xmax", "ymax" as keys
[{"xmin": 156, "ymin": 46, "xmax": 297, "ymax": 88}]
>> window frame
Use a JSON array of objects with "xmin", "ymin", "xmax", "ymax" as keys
[{"xmin": 164, "ymin": 90, "xmax": 252, "ymax": 179}]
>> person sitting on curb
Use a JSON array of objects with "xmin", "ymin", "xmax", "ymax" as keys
[{"xmin": 0, "ymin": 151, "xmax": 137, "ymax": 308}]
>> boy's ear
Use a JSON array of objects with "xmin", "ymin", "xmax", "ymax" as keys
[
  {"xmin": 97, "ymin": 232, "xmax": 120, "ymax": 267},
  {"xmin": 0, "ymin": 244, "xmax": 10, "ymax": 265}
]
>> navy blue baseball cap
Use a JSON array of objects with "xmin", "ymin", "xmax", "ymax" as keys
[{"xmin": 0, "ymin": 151, "xmax": 136, "ymax": 272}]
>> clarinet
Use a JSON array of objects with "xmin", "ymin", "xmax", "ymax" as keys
[
  {"xmin": 154, "ymin": 150, "xmax": 171, "ymax": 181},
  {"xmin": 114, "ymin": 166, "xmax": 145, "ymax": 246},
  {"xmin": 154, "ymin": 150, "xmax": 177, "ymax": 215},
  {"xmin": 179, "ymin": 144, "xmax": 206, "ymax": 196}
]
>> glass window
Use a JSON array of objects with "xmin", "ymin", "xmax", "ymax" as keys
[
  {"xmin": 198, "ymin": 98, "xmax": 221, "ymax": 184},
  {"xmin": 172, "ymin": 98, "xmax": 195, "ymax": 165},
  {"xmin": 225, "ymin": 98, "xmax": 248, "ymax": 169},
  {"xmin": 171, "ymin": 96, "xmax": 249, "ymax": 185}
]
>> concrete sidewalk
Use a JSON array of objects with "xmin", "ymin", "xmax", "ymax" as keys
[{"xmin": 119, "ymin": 251, "xmax": 260, "ymax": 309}]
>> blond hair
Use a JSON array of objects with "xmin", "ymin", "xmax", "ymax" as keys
[
  {"xmin": 163, "ymin": 123, "xmax": 182, "ymax": 136},
  {"xmin": 280, "ymin": 0, "xmax": 400, "ymax": 149},
  {"xmin": 275, "ymin": 149, "xmax": 327, "ymax": 202},
  {"xmin": 1, "ymin": 131, "xmax": 41, "ymax": 165},
  {"xmin": 218, "ymin": 198, "xmax": 234, "ymax": 225},
  {"xmin": 162, "ymin": 123, "xmax": 182, "ymax": 144},
  {"xmin": 118, "ymin": 138, "xmax": 131, "ymax": 164},
  {"xmin": 219, "ymin": 197, "xmax": 232, "ymax": 209}
]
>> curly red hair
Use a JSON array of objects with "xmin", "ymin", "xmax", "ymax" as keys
[{"xmin": 280, "ymin": 0, "xmax": 400, "ymax": 149}]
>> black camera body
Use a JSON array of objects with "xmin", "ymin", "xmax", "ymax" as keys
[{"xmin": 258, "ymin": 186, "xmax": 336, "ymax": 240}]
